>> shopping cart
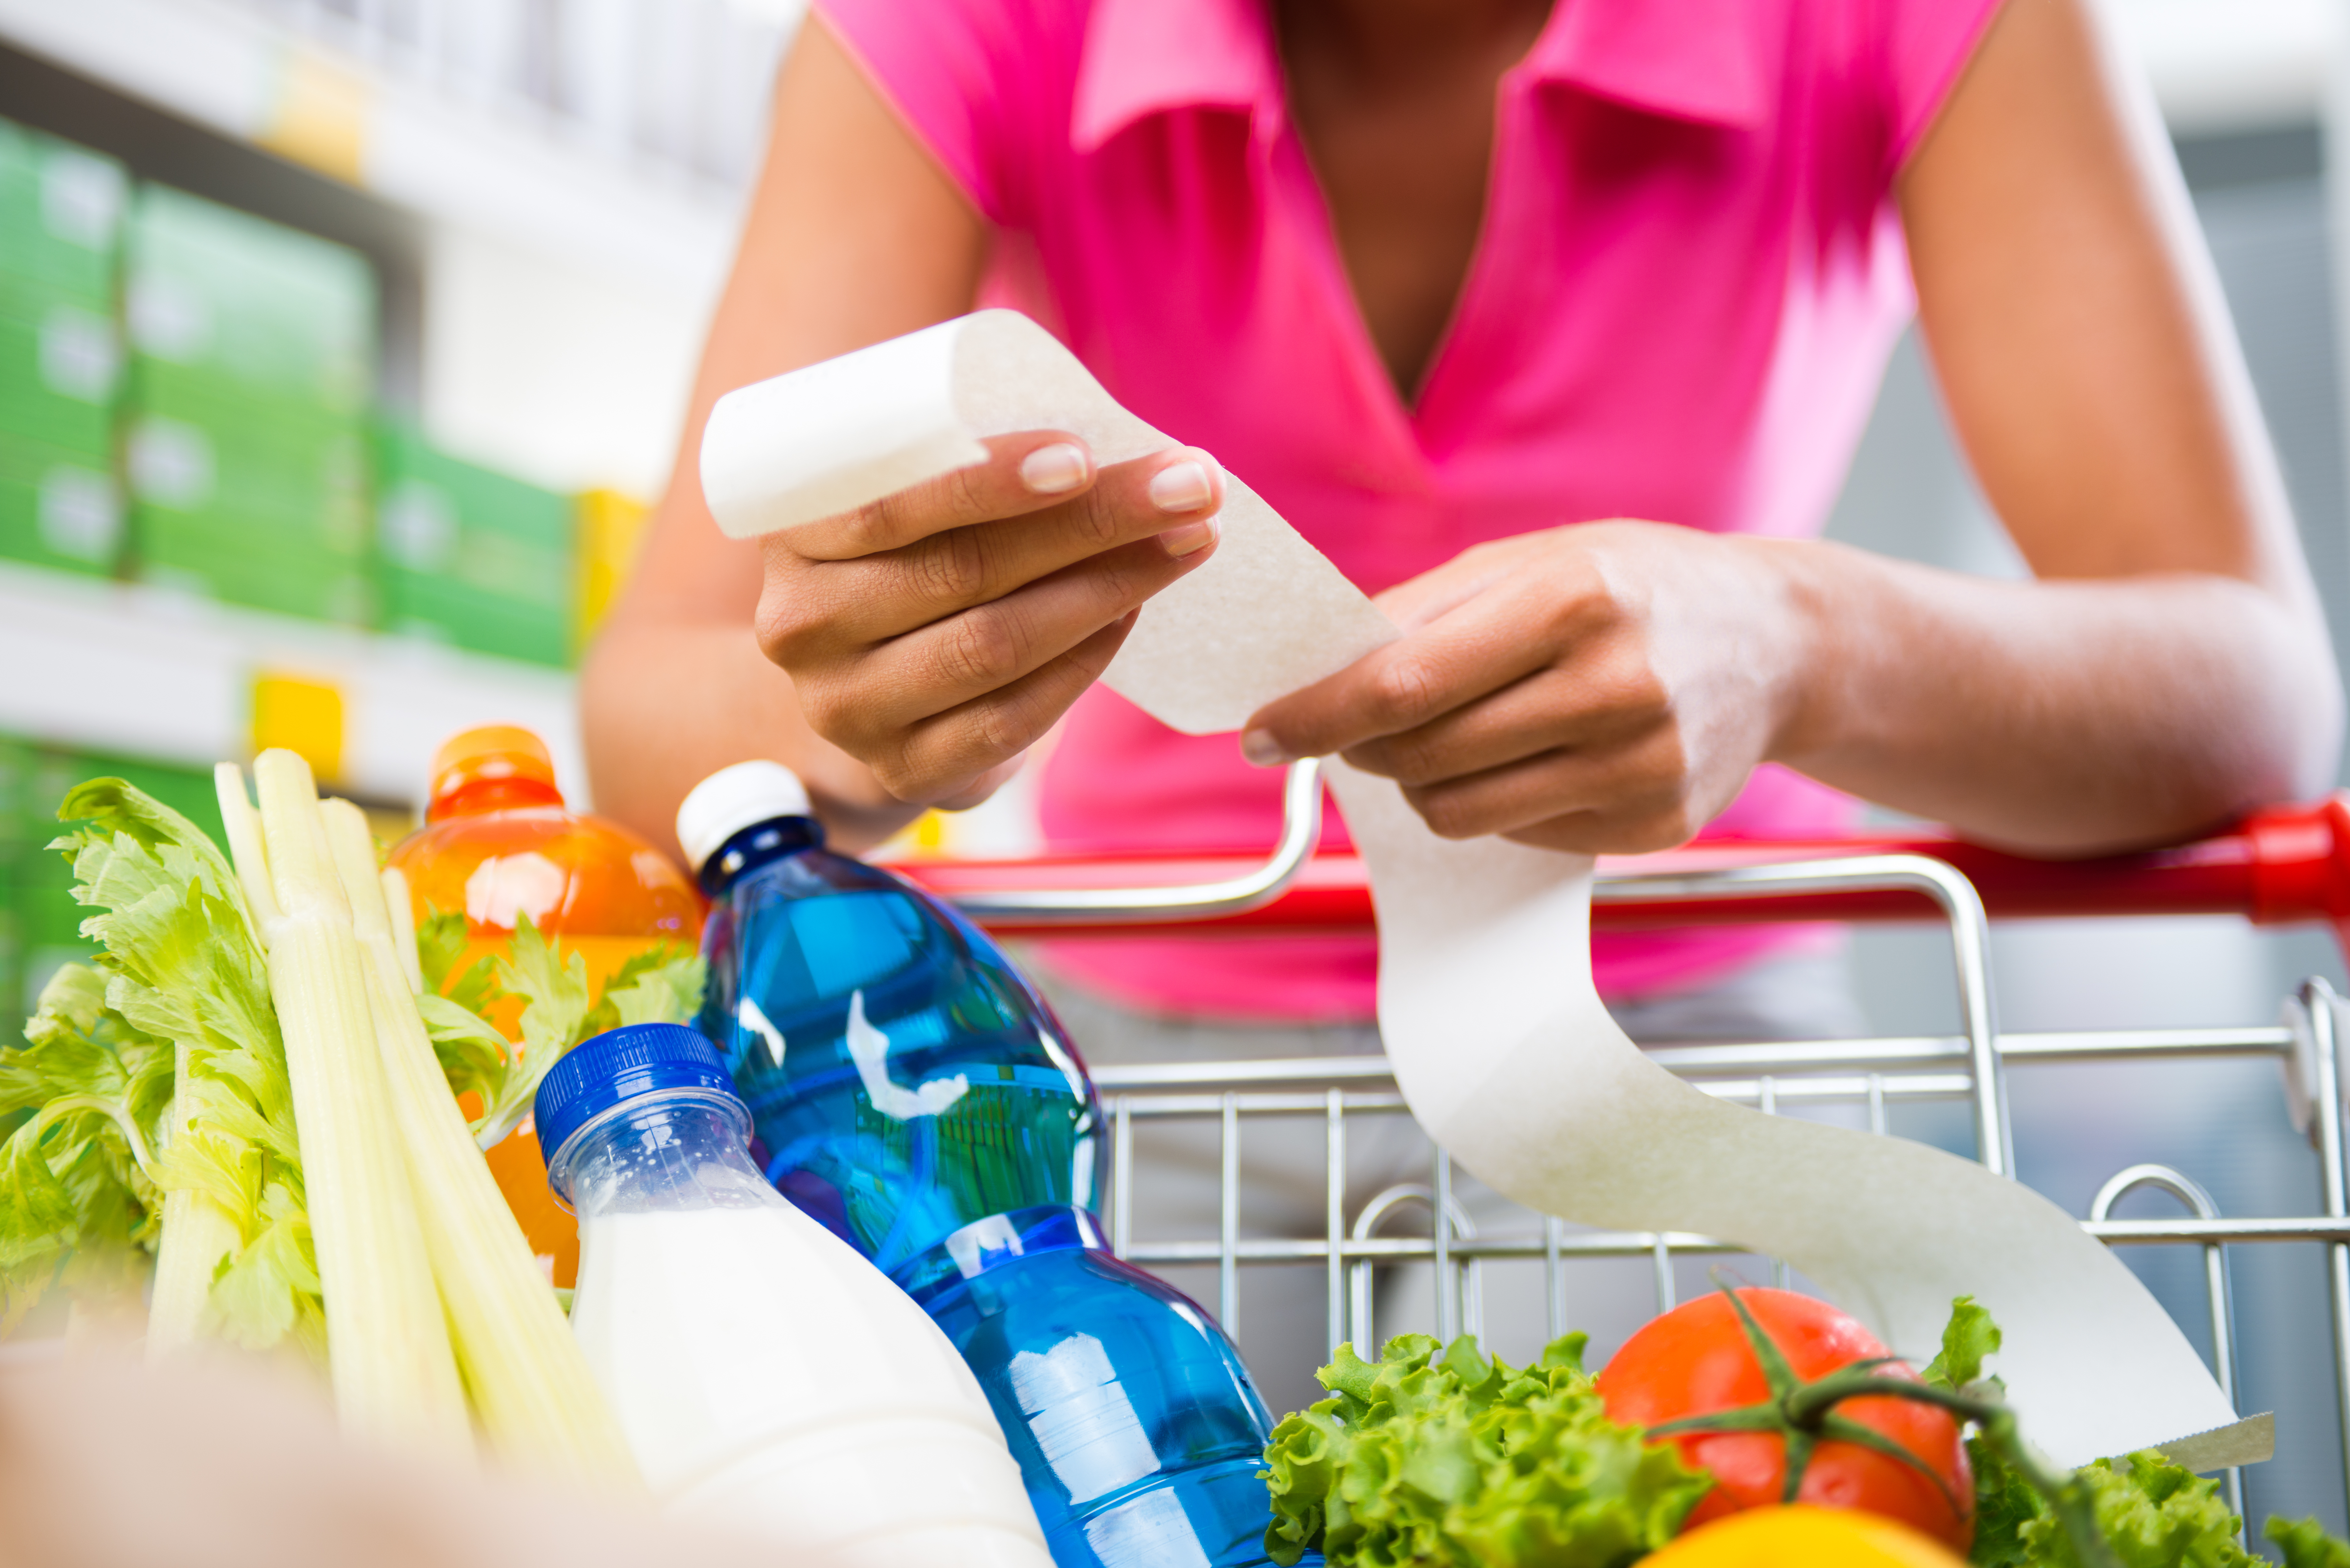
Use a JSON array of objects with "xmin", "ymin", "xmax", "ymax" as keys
[{"xmin": 897, "ymin": 760, "xmax": 2350, "ymax": 1527}]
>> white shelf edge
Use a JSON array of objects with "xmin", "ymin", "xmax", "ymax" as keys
[{"xmin": 0, "ymin": 560, "xmax": 585, "ymax": 811}]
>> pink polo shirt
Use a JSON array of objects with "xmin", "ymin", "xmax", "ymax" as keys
[{"xmin": 818, "ymin": 0, "xmax": 2004, "ymax": 1021}]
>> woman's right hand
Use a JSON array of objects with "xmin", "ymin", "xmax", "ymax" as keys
[{"xmin": 754, "ymin": 430, "xmax": 1224, "ymax": 808}]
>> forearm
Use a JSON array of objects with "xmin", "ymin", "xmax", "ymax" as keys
[
  {"xmin": 1768, "ymin": 538, "xmax": 2343, "ymax": 853},
  {"xmin": 576, "ymin": 18, "xmax": 985, "ymax": 860},
  {"xmin": 581, "ymin": 616, "xmax": 924, "ymax": 859}
]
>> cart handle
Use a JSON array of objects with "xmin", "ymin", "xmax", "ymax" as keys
[{"xmin": 899, "ymin": 762, "xmax": 2350, "ymax": 958}]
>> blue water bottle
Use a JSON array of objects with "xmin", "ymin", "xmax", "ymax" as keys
[{"xmin": 676, "ymin": 762, "xmax": 1287, "ymax": 1568}]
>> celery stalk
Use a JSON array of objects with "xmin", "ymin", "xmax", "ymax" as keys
[
  {"xmin": 382, "ymin": 866, "xmax": 427, "ymax": 996},
  {"xmin": 127, "ymin": 773, "xmax": 260, "ymax": 1354},
  {"xmin": 319, "ymin": 798, "xmax": 639, "ymax": 1486},
  {"xmin": 246, "ymin": 751, "xmax": 470, "ymax": 1456},
  {"xmin": 143, "ymin": 1127, "xmax": 243, "ymax": 1358}
]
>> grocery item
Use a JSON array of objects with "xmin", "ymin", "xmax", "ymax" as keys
[
  {"xmin": 0, "ymin": 117, "xmax": 125, "ymax": 311},
  {"xmin": 1260, "ymin": 1332, "xmax": 1705, "ymax": 1568},
  {"xmin": 316, "ymin": 794, "xmax": 636, "ymax": 1482},
  {"xmin": 387, "ymin": 724, "xmax": 701, "ymax": 1287},
  {"xmin": 6, "ymin": 779, "xmax": 271, "ymax": 1343},
  {"xmin": 576, "ymin": 486, "xmax": 650, "ymax": 643},
  {"xmin": 0, "ymin": 120, "xmax": 124, "ymax": 579},
  {"xmin": 680, "ymin": 760, "xmax": 1287, "ymax": 1568},
  {"xmin": 1263, "ymin": 1299, "xmax": 2313, "ymax": 1568},
  {"xmin": 1596, "ymin": 1287, "xmax": 1972, "ymax": 1549},
  {"xmin": 125, "ymin": 183, "xmax": 373, "ymax": 413},
  {"xmin": 0, "ymin": 433, "xmax": 120, "ymax": 576},
  {"xmin": 376, "ymin": 425, "xmax": 576, "ymax": 668},
  {"xmin": 4, "ymin": 761, "xmax": 638, "ymax": 1477},
  {"xmin": 124, "ymin": 182, "xmax": 377, "ymax": 623},
  {"xmin": 540, "ymin": 1020, "xmax": 1049, "ymax": 1567},
  {"xmin": 0, "ymin": 304, "xmax": 118, "ymax": 452},
  {"xmin": 1640, "ymin": 1506, "xmax": 1967, "ymax": 1568}
]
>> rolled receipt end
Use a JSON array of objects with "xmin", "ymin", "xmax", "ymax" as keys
[
  {"xmin": 702, "ymin": 311, "xmax": 1396, "ymax": 735},
  {"xmin": 699, "ymin": 309, "xmax": 2269, "ymax": 1470}
]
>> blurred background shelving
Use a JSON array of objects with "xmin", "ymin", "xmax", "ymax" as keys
[
  {"xmin": 0, "ymin": 0, "xmax": 2339, "ymax": 939},
  {"xmin": 0, "ymin": 0, "xmax": 2343, "ymax": 989},
  {"xmin": 2, "ymin": 0, "xmax": 2350, "ymax": 1543}
]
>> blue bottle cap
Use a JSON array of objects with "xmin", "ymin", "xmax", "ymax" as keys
[{"xmin": 533, "ymin": 1022, "xmax": 741, "ymax": 1170}]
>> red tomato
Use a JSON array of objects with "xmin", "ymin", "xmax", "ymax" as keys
[{"xmin": 1595, "ymin": 1288, "xmax": 1973, "ymax": 1552}]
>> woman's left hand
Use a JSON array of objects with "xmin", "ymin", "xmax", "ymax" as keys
[{"xmin": 1239, "ymin": 521, "xmax": 1814, "ymax": 855}]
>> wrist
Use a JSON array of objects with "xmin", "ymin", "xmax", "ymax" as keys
[{"xmin": 1737, "ymin": 535, "xmax": 1846, "ymax": 768}]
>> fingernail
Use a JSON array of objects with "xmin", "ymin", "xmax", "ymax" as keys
[
  {"xmin": 1239, "ymin": 728, "xmax": 1293, "ymax": 767},
  {"xmin": 1159, "ymin": 512, "xmax": 1219, "ymax": 558},
  {"xmin": 1020, "ymin": 442, "xmax": 1089, "ymax": 495},
  {"xmin": 1148, "ymin": 458, "xmax": 1213, "ymax": 512}
]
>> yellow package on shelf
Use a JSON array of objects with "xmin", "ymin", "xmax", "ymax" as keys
[{"xmin": 576, "ymin": 487, "xmax": 649, "ymax": 645}]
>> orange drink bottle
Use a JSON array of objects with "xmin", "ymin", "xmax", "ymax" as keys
[{"xmin": 387, "ymin": 725, "xmax": 703, "ymax": 1287}]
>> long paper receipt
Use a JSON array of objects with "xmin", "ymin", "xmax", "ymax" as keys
[{"xmin": 702, "ymin": 309, "xmax": 2265, "ymax": 1469}]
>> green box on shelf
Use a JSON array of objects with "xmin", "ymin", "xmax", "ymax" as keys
[
  {"xmin": 0, "ymin": 733, "xmax": 37, "ymax": 856},
  {"xmin": 13, "ymin": 744, "xmax": 84, "ymax": 946},
  {"xmin": 127, "ymin": 184, "xmax": 375, "ymax": 416},
  {"xmin": 127, "ymin": 364, "xmax": 368, "ymax": 542},
  {"xmin": 136, "ymin": 530, "xmax": 376, "ymax": 627},
  {"xmin": 375, "ymin": 425, "xmax": 575, "ymax": 666},
  {"xmin": 0, "ymin": 304, "xmax": 119, "ymax": 452},
  {"xmin": 379, "ymin": 572, "xmax": 571, "ymax": 667},
  {"xmin": 0, "ymin": 434, "xmax": 120, "ymax": 576},
  {"xmin": 0, "ymin": 118, "xmax": 124, "ymax": 308}
]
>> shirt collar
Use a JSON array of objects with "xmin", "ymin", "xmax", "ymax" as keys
[
  {"xmin": 1072, "ymin": 0, "xmax": 1284, "ymax": 153},
  {"xmin": 1071, "ymin": 0, "xmax": 1772, "ymax": 155},
  {"xmin": 1521, "ymin": 0, "xmax": 1773, "ymax": 129}
]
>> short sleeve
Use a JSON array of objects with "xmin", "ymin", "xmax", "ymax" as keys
[
  {"xmin": 813, "ymin": 0, "xmax": 1065, "ymax": 223},
  {"xmin": 1880, "ymin": 0, "xmax": 2006, "ymax": 167}
]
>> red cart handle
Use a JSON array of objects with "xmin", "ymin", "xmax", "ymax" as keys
[{"xmin": 898, "ymin": 777, "xmax": 2350, "ymax": 956}]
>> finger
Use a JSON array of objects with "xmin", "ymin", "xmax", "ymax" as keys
[
  {"xmin": 1399, "ymin": 725, "xmax": 1696, "ymax": 844},
  {"xmin": 817, "ymin": 529, "xmax": 1216, "ymax": 744},
  {"xmin": 776, "ymin": 431, "xmax": 1098, "ymax": 561},
  {"xmin": 887, "ymin": 614, "xmax": 1139, "ymax": 802},
  {"xmin": 1239, "ymin": 599, "xmax": 1556, "ymax": 767},
  {"xmin": 1371, "ymin": 549, "xmax": 1522, "ymax": 634},
  {"xmin": 930, "ymin": 753, "xmax": 1031, "ymax": 813},
  {"xmin": 806, "ymin": 445, "xmax": 1224, "ymax": 644},
  {"xmin": 1339, "ymin": 661, "xmax": 1668, "ymax": 787},
  {"xmin": 1502, "ymin": 805, "xmax": 1707, "ymax": 856}
]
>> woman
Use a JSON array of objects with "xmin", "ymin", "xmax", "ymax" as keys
[{"xmin": 583, "ymin": 0, "xmax": 2340, "ymax": 1388}]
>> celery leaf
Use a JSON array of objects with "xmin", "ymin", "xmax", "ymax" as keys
[{"xmin": 39, "ymin": 779, "xmax": 322, "ymax": 1351}]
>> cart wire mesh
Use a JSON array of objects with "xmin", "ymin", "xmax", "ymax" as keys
[
  {"xmin": 916, "ymin": 766, "xmax": 2350, "ymax": 1523},
  {"xmin": 911, "ymin": 765, "xmax": 2350, "ymax": 1527}
]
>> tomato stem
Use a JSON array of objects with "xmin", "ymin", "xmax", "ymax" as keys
[{"xmin": 1643, "ymin": 1285, "xmax": 2123, "ymax": 1568}]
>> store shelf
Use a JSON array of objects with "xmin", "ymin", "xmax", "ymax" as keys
[
  {"xmin": 0, "ymin": 0, "xmax": 749, "ymax": 295},
  {"xmin": 0, "ymin": 560, "xmax": 583, "ymax": 809}
]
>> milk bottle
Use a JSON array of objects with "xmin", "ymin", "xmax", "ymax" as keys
[{"xmin": 538, "ymin": 1021, "xmax": 1050, "ymax": 1568}]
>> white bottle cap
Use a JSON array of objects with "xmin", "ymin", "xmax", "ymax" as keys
[{"xmin": 675, "ymin": 761, "xmax": 814, "ymax": 873}]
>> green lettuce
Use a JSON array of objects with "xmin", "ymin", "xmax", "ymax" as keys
[
  {"xmin": 411, "ymin": 910, "xmax": 705, "ymax": 1150},
  {"xmin": 2268, "ymin": 1516, "xmax": 2350, "ymax": 1568},
  {"xmin": 1988, "ymin": 1452, "xmax": 2253, "ymax": 1568},
  {"xmin": 1925, "ymin": 1298, "xmax": 2337, "ymax": 1568},
  {"xmin": 1261, "ymin": 1333, "xmax": 1707, "ymax": 1568},
  {"xmin": 3, "ymin": 780, "xmax": 320, "ymax": 1348},
  {"xmin": 0, "ymin": 963, "xmax": 169, "ymax": 1327}
]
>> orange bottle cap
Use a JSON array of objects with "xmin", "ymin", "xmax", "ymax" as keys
[{"xmin": 428, "ymin": 725, "xmax": 563, "ymax": 820}]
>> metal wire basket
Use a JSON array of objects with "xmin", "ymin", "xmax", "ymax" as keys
[{"xmin": 901, "ymin": 760, "xmax": 2350, "ymax": 1525}]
